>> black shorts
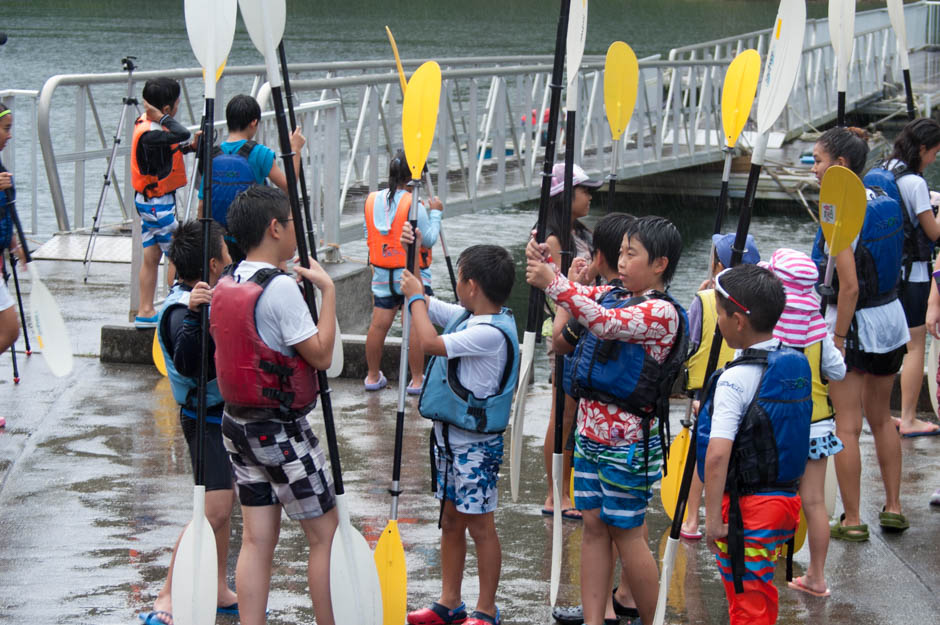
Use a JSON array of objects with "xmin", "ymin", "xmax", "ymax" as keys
[
  {"xmin": 373, "ymin": 285, "xmax": 434, "ymax": 310},
  {"xmin": 180, "ymin": 413, "xmax": 234, "ymax": 492},
  {"xmin": 900, "ymin": 280, "xmax": 930, "ymax": 328},
  {"xmin": 844, "ymin": 345, "xmax": 906, "ymax": 376}
]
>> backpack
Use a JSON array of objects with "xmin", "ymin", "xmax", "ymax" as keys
[{"xmin": 210, "ymin": 140, "xmax": 258, "ymax": 228}]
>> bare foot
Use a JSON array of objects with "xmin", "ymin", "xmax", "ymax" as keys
[
  {"xmin": 680, "ymin": 518, "xmax": 700, "ymax": 536},
  {"xmin": 218, "ymin": 587, "xmax": 237, "ymax": 609},
  {"xmin": 150, "ymin": 594, "xmax": 174, "ymax": 625},
  {"xmin": 898, "ymin": 418, "xmax": 940, "ymax": 436}
]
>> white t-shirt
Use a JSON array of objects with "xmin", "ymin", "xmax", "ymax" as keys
[
  {"xmin": 886, "ymin": 158, "xmax": 934, "ymax": 282},
  {"xmin": 427, "ymin": 297, "xmax": 509, "ymax": 446},
  {"xmin": 230, "ymin": 261, "xmax": 317, "ymax": 356}
]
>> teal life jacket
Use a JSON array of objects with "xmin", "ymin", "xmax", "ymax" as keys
[
  {"xmin": 418, "ymin": 307, "xmax": 519, "ymax": 433},
  {"xmin": 157, "ymin": 284, "xmax": 224, "ymax": 421}
]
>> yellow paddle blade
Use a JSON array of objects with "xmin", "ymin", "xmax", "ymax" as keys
[
  {"xmin": 374, "ymin": 520, "xmax": 407, "ymax": 625},
  {"xmin": 152, "ymin": 330, "xmax": 168, "ymax": 377},
  {"xmin": 793, "ymin": 507, "xmax": 808, "ymax": 553},
  {"xmin": 818, "ymin": 165, "xmax": 866, "ymax": 257},
  {"xmin": 660, "ymin": 424, "xmax": 690, "ymax": 521},
  {"xmin": 385, "ymin": 26, "xmax": 408, "ymax": 95},
  {"xmin": 402, "ymin": 61, "xmax": 442, "ymax": 181},
  {"xmin": 603, "ymin": 41, "xmax": 639, "ymax": 141},
  {"xmin": 721, "ymin": 49, "xmax": 760, "ymax": 149}
]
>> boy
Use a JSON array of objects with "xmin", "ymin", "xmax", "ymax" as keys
[
  {"xmin": 695, "ymin": 263, "xmax": 812, "ymax": 625},
  {"xmin": 132, "ymin": 77, "xmax": 197, "ymax": 327},
  {"xmin": 526, "ymin": 215, "xmax": 688, "ymax": 625},
  {"xmin": 209, "ymin": 185, "xmax": 337, "ymax": 625},
  {"xmin": 400, "ymin": 224, "xmax": 517, "ymax": 625},
  {"xmin": 198, "ymin": 94, "xmax": 305, "ymax": 262},
  {"xmin": 141, "ymin": 220, "xmax": 236, "ymax": 625}
]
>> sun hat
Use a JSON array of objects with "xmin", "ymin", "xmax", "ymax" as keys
[
  {"xmin": 762, "ymin": 247, "xmax": 827, "ymax": 347},
  {"xmin": 549, "ymin": 162, "xmax": 602, "ymax": 197},
  {"xmin": 712, "ymin": 233, "xmax": 760, "ymax": 267}
]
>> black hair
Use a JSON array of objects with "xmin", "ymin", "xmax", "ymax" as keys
[
  {"xmin": 889, "ymin": 117, "xmax": 940, "ymax": 173},
  {"xmin": 168, "ymin": 220, "xmax": 226, "ymax": 282},
  {"xmin": 0, "ymin": 104, "xmax": 9, "ymax": 116},
  {"xmin": 457, "ymin": 244, "xmax": 515, "ymax": 305},
  {"xmin": 142, "ymin": 77, "xmax": 181, "ymax": 111},
  {"xmin": 226, "ymin": 185, "xmax": 292, "ymax": 252},
  {"xmin": 387, "ymin": 150, "xmax": 411, "ymax": 204},
  {"xmin": 625, "ymin": 215, "xmax": 682, "ymax": 286},
  {"xmin": 592, "ymin": 212, "xmax": 635, "ymax": 269},
  {"xmin": 225, "ymin": 94, "xmax": 261, "ymax": 132},
  {"xmin": 816, "ymin": 126, "xmax": 870, "ymax": 177},
  {"xmin": 715, "ymin": 264, "xmax": 785, "ymax": 333}
]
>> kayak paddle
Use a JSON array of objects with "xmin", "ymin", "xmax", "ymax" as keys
[
  {"xmin": 509, "ymin": 0, "xmax": 571, "ymax": 504},
  {"xmin": 375, "ymin": 60, "xmax": 441, "ymax": 625},
  {"xmin": 238, "ymin": 2, "xmax": 383, "ymax": 623},
  {"xmin": 152, "ymin": 330, "xmax": 168, "ymax": 376},
  {"xmin": 177, "ymin": 2, "xmax": 236, "ymax": 624},
  {"xmin": 602, "ymin": 41, "xmax": 638, "ymax": 213},
  {"xmin": 551, "ymin": 0, "xmax": 587, "ymax": 608},
  {"xmin": 887, "ymin": 0, "xmax": 917, "ymax": 120},
  {"xmin": 828, "ymin": 0, "xmax": 855, "ymax": 127},
  {"xmin": 817, "ymin": 164, "xmax": 866, "ymax": 291}
]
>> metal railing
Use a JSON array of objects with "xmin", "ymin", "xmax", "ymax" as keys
[{"xmin": 0, "ymin": 90, "xmax": 40, "ymax": 234}]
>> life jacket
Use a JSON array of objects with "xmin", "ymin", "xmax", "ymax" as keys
[
  {"xmin": 695, "ymin": 345, "xmax": 811, "ymax": 593},
  {"xmin": 418, "ymin": 307, "xmax": 519, "ymax": 433},
  {"xmin": 209, "ymin": 140, "xmax": 258, "ymax": 229},
  {"xmin": 209, "ymin": 266, "xmax": 319, "ymax": 417},
  {"xmin": 157, "ymin": 284, "xmax": 224, "ymax": 418},
  {"xmin": 684, "ymin": 289, "xmax": 735, "ymax": 391},
  {"xmin": 801, "ymin": 341, "xmax": 833, "ymax": 424},
  {"xmin": 811, "ymin": 187, "xmax": 904, "ymax": 309},
  {"xmin": 131, "ymin": 114, "xmax": 187, "ymax": 199},
  {"xmin": 0, "ymin": 165, "xmax": 13, "ymax": 251},
  {"xmin": 863, "ymin": 162, "xmax": 933, "ymax": 277},
  {"xmin": 364, "ymin": 190, "xmax": 431, "ymax": 270}
]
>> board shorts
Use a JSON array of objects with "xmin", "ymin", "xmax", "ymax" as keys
[
  {"xmin": 221, "ymin": 412, "xmax": 336, "ymax": 520},
  {"xmin": 844, "ymin": 344, "xmax": 905, "ymax": 376},
  {"xmin": 432, "ymin": 428, "xmax": 503, "ymax": 514},
  {"xmin": 573, "ymin": 430, "xmax": 663, "ymax": 530},
  {"xmin": 0, "ymin": 278, "xmax": 13, "ymax": 312},
  {"xmin": 180, "ymin": 411, "xmax": 233, "ymax": 492},
  {"xmin": 900, "ymin": 280, "xmax": 930, "ymax": 328},
  {"xmin": 135, "ymin": 192, "xmax": 178, "ymax": 253},
  {"xmin": 373, "ymin": 284, "xmax": 434, "ymax": 310}
]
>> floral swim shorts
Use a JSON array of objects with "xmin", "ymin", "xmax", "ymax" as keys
[{"xmin": 432, "ymin": 427, "xmax": 503, "ymax": 515}]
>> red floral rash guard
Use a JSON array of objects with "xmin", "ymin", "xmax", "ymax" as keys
[{"xmin": 545, "ymin": 274, "xmax": 681, "ymax": 446}]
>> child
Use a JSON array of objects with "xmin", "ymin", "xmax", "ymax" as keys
[
  {"xmin": 400, "ymin": 224, "xmax": 517, "ymax": 625},
  {"xmin": 197, "ymin": 93, "xmax": 305, "ymax": 262},
  {"xmin": 141, "ymin": 220, "xmax": 236, "ymax": 625},
  {"xmin": 363, "ymin": 150, "xmax": 441, "ymax": 393},
  {"xmin": 526, "ymin": 215, "xmax": 687, "ymax": 625},
  {"xmin": 696, "ymin": 263, "xmax": 812, "ymax": 625},
  {"xmin": 209, "ymin": 185, "xmax": 338, "ymax": 625},
  {"xmin": 681, "ymin": 232, "xmax": 762, "ymax": 540},
  {"xmin": 132, "ymin": 77, "xmax": 197, "ymax": 327},
  {"xmin": 0, "ymin": 104, "xmax": 25, "ymax": 429},
  {"xmin": 761, "ymin": 248, "xmax": 845, "ymax": 599}
]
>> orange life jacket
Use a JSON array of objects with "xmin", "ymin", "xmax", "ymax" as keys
[
  {"xmin": 131, "ymin": 114, "xmax": 187, "ymax": 199},
  {"xmin": 364, "ymin": 190, "xmax": 432, "ymax": 270}
]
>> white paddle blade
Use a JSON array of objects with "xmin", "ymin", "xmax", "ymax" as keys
[
  {"xmin": 755, "ymin": 0, "xmax": 806, "ymax": 134},
  {"xmin": 652, "ymin": 537, "xmax": 678, "ymax": 625},
  {"xmin": 510, "ymin": 331, "xmax": 536, "ymax": 502},
  {"xmin": 330, "ymin": 495, "xmax": 383, "ymax": 625},
  {"xmin": 315, "ymin": 289, "xmax": 344, "ymax": 378},
  {"xmin": 184, "ymin": 0, "xmax": 238, "ymax": 98},
  {"xmin": 171, "ymin": 487, "xmax": 218, "ymax": 625},
  {"xmin": 27, "ymin": 264, "xmax": 73, "ymax": 377},
  {"xmin": 549, "ymin": 452, "xmax": 563, "ymax": 605},
  {"xmin": 828, "ymin": 0, "xmax": 855, "ymax": 92},
  {"xmin": 238, "ymin": 0, "xmax": 287, "ymax": 86},
  {"xmin": 565, "ymin": 0, "xmax": 589, "ymax": 111},
  {"xmin": 887, "ymin": 0, "xmax": 911, "ymax": 70}
]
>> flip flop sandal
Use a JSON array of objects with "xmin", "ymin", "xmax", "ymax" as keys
[
  {"xmin": 138, "ymin": 611, "xmax": 172, "ymax": 625},
  {"xmin": 217, "ymin": 603, "xmax": 239, "ymax": 615},
  {"xmin": 464, "ymin": 608, "xmax": 500, "ymax": 625},
  {"xmin": 788, "ymin": 576, "xmax": 831, "ymax": 597},
  {"xmin": 407, "ymin": 602, "xmax": 468, "ymax": 625},
  {"xmin": 612, "ymin": 587, "xmax": 640, "ymax": 618},
  {"xmin": 879, "ymin": 508, "xmax": 910, "ymax": 532},
  {"xmin": 679, "ymin": 529, "xmax": 703, "ymax": 541},
  {"xmin": 829, "ymin": 513, "xmax": 869, "ymax": 542}
]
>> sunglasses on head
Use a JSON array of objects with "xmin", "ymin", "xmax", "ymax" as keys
[{"xmin": 714, "ymin": 268, "xmax": 750, "ymax": 316}]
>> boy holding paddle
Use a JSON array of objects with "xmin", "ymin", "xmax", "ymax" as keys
[
  {"xmin": 210, "ymin": 185, "xmax": 338, "ymax": 625},
  {"xmin": 400, "ymin": 224, "xmax": 517, "ymax": 625},
  {"xmin": 526, "ymin": 216, "xmax": 687, "ymax": 625}
]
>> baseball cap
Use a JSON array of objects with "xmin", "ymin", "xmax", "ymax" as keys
[
  {"xmin": 712, "ymin": 233, "xmax": 760, "ymax": 267},
  {"xmin": 549, "ymin": 162, "xmax": 603, "ymax": 197}
]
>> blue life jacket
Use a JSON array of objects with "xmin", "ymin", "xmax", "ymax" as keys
[
  {"xmin": 0, "ymin": 163, "xmax": 14, "ymax": 251},
  {"xmin": 418, "ymin": 307, "xmax": 519, "ymax": 433},
  {"xmin": 811, "ymin": 187, "xmax": 904, "ymax": 309},
  {"xmin": 157, "ymin": 284, "xmax": 224, "ymax": 421},
  {"xmin": 863, "ymin": 162, "xmax": 934, "ymax": 272},
  {"xmin": 695, "ymin": 345, "xmax": 811, "ymax": 492},
  {"xmin": 209, "ymin": 140, "xmax": 257, "ymax": 229}
]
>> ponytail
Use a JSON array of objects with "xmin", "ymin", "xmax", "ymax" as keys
[
  {"xmin": 387, "ymin": 150, "xmax": 411, "ymax": 204},
  {"xmin": 817, "ymin": 126, "xmax": 870, "ymax": 177}
]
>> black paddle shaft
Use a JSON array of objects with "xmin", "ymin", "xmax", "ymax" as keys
[
  {"xmin": 196, "ymin": 101, "xmax": 214, "ymax": 488},
  {"xmin": 729, "ymin": 162, "xmax": 762, "ymax": 268},
  {"xmin": 526, "ymin": 0, "xmax": 571, "ymax": 335},
  {"xmin": 270, "ymin": 84, "xmax": 349, "ymax": 497},
  {"xmin": 903, "ymin": 69, "xmax": 916, "ymax": 121}
]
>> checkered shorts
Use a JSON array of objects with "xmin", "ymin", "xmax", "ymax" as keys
[{"xmin": 221, "ymin": 411, "xmax": 335, "ymax": 520}]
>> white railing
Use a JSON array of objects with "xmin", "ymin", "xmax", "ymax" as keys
[{"xmin": 0, "ymin": 90, "xmax": 40, "ymax": 234}]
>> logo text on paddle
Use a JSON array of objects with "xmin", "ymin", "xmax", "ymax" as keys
[{"xmin": 821, "ymin": 202, "xmax": 836, "ymax": 224}]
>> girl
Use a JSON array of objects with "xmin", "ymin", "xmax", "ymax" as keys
[
  {"xmin": 810, "ymin": 127, "xmax": 909, "ymax": 546},
  {"xmin": 0, "ymin": 104, "xmax": 24, "ymax": 429}
]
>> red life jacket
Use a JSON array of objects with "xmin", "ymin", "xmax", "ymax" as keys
[{"xmin": 210, "ymin": 267, "xmax": 319, "ymax": 416}]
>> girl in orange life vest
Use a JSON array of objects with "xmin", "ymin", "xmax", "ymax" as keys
[{"xmin": 363, "ymin": 150, "xmax": 442, "ymax": 393}]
